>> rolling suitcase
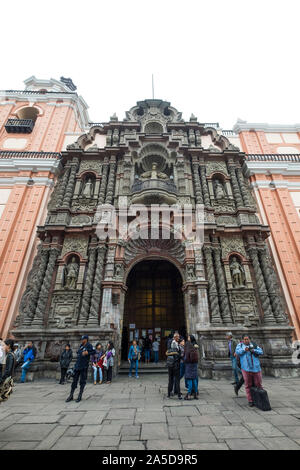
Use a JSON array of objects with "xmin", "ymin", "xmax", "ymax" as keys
[{"xmin": 250, "ymin": 386, "xmax": 271, "ymax": 411}]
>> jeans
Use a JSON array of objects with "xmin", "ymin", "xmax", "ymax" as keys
[
  {"xmin": 187, "ymin": 378, "xmax": 198, "ymax": 395},
  {"xmin": 180, "ymin": 363, "xmax": 189, "ymax": 388},
  {"xmin": 92, "ymin": 365, "xmax": 103, "ymax": 382},
  {"xmin": 154, "ymin": 351, "xmax": 159, "ymax": 363},
  {"xmin": 129, "ymin": 359, "xmax": 139, "ymax": 377},
  {"xmin": 20, "ymin": 360, "xmax": 31, "ymax": 383},
  {"xmin": 144, "ymin": 350, "xmax": 150, "ymax": 361},
  {"xmin": 231, "ymin": 356, "xmax": 241, "ymax": 383}
]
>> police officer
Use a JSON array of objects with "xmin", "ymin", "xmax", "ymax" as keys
[{"xmin": 66, "ymin": 335, "xmax": 95, "ymax": 403}]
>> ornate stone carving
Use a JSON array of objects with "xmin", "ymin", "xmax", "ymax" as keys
[
  {"xmin": 206, "ymin": 161, "xmax": 228, "ymax": 176},
  {"xmin": 70, "ymin": 215, "xmax": 92, "ymax": 226},
  {"xmin": 88, "ymin": 245, "xmax": 107, "ymax": 325},
  {"xmin": 79, "ymin": 160, "xmax": 102, "ymax": 175},
  {"xmin": 49, "ymin": 291, "xmax": 82, "ymax": 328},
  {"xmin": 61, "ymin": 235, "xmax": 88, "ymax": 258},
  {"xmin": 124, "ymin": 238, "xmax": 185, "ymax": 266},
  {"xmin": 221, "ymin": 237, "xmax": 247, "ymax": 259},
  {"xmin": 228, "ymin": 289, "xmax": 259, "ymax": 325},
  {"xmin": 212, "ymin": 246, "xmax": 232, "ymax": 323}
]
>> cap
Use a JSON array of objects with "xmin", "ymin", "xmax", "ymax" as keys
[{"xmin": 81, "ymin": 335, "xmax": 89, "ymax": 340}]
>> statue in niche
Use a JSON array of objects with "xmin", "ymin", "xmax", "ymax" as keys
[
  {"xmin": 140, "ymin": 163, "xmax": 168, "ymax": 180},
  {"xmin": 230, "ymin": 257, "xmax": 246, "ymax": 288},
  {"xmin": 81, "ymin": 178, "xmax": 94, "ymax": 198},
  {"xmin": 64, "ymin": 257, "xmax": 79, "ymax": 290},
  {"xmin": 214, "ymin": 179, "xmax": 226, "ymax": 200}
]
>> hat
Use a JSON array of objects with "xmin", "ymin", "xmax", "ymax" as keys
[{"xmin": 81, "ymin": 335, "xmax": 89, "ymax": 340}]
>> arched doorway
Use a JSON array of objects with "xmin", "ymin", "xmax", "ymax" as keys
[{"xmin": 121, "ymin": 260, "xmax": 186, "ymax": 361}]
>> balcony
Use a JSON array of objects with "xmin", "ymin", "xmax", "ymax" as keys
[
  {"xmin": 131, "ymin": 179, "xmax": 178, "ymax": 205},
  {"xmin": 5, "ymin": 118, "xmax": 35, "ymax": 134}
]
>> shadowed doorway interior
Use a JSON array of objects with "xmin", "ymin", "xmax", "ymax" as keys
[{"xmin": 121, "ymin": 260, "xmax": 185, "ymax": 361}]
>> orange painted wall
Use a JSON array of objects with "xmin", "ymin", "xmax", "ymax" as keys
[{"xmin": 0, "ymin": 100, "xmax": 81, "ymax": 152}]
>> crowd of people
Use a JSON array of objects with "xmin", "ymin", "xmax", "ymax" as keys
[{"xmin": 0, "ymin": 331, "xmax": 266, "ymax": 407}]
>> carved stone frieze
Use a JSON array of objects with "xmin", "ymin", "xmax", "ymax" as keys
[
  {"xmin": 124, "ymin": 238, "xmax": 185, "ymax": 266},
  {"xmin": 61, "ymin": 235, "xmax": 88, "ymax": 258},
  {"xmin": 206, "ymin": 161, "xmax": 228, "ymax": 176},
  {"xmin": 221, "ymin": 237, "xmax": 247, "ymax": 259},
  {"xmin": 79, "ymin": 159, "xmax": 102, "ymax": 175},
  {"xmin": 49, "ymin": 291, "xmax": 82, "ymax": 328}
]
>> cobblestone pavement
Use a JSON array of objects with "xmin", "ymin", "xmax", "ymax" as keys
[{"xmin": 1, "ymin": 375, "xmax": 300, "ymax": 450}]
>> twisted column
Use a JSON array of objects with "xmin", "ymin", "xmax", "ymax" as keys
[
  {"xmin": 259, "ymin": 247, "xmax": 288, "ymax": 324},
  {"xmin": 61, "ymin": 161, "xmax": 78, "ymax": 208},
  {"xmin": 212, "ymin": 247, "xmax": 232, "ymax": 323},
  {"xmin": 105, "ymin": 159, "xmax": 117, "ymax": 204},
  {"xmin": 203, "ymin": 246, "xmax": 222, "ymax": 324},
  {"xmin": 192, "ymin": 161, "xmax": 203, "ymax": 204},
  {"xmin": 98, "ymin": 162, "xmax": 109, "ymax": 204},
  {"xmin": 23, "ymin": 247, "xmax": 49, "ymax": 326},
  {"xmin": 199, "ymin": 165, "xmax": 211, "ymax": 207},
  {"xmin": 236, "ymin": 167, "xmax": 251, "ymax": 207},
  {"xmin": 228, "ymin": 163, "xmax": 243, "ymax": 208},
  {"xmin": 78, "ymin": 247, "xmax": 97, "ymax": 325},
  {"xmin": 56, "ymin": 167, "xmax": 70, "ymax": 207},
  {"xmin": 32, "ymin": 247, "xmax": 61, "ymax": 326},
  {"xmin": 88, "ymin": 245, "xmax": 107, "ymax": 325},
  {"xmin": 248, "ymin": 246, "xmax": 275, "ymax": 324}
]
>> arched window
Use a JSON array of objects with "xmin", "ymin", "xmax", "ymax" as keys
[{"xmin": 5, "ymin": 107, "xmax": 39, "ymax": 134}]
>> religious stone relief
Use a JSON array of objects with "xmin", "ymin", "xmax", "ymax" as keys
[
  {"xmin": 49, "ymin": 292, "xmax": 82, "ymax": 329},
  {"xmin": 228, "ymin": 290, "xmax": 259, "ymax": 326}
]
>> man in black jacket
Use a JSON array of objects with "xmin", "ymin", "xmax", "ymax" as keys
[
  {"xmin": 166, "ymin": 333, "xmax": 182, "ymax": 400},
  {"xmin": 59, "ymin": 344, "xmax": 73, "ymax": 384},
  {"xmin": 66, "ymin": 336, "xmax": 95, "ymax": 403}
]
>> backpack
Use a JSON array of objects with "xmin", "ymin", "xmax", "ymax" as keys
[
  {"xmin": 188, "ymin": 348, "xmax": 198, "ymax": 364},
  {"xmin": 32, "ymin": 345, "xmax": 37, "ymax": 358}
]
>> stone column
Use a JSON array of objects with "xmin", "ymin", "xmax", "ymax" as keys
[
  {"xmin": 236, "ymin": 167, "xmax": 251, "ymax": 207},
  {"xmin": 247, "ymin": 246, "xmax": 275, "ymax": 324},
  {"xmin": 199, "ymin": 165, "xmax": 211, "ymax": 207},
  {"xmin": 192, "ymin": 159, "xmax": 203, "ymax": 204},
  {"xmin": 32, "ymin": 247, "xmax": 61, "ymax": 326},
  {"xmin": 227, "ymin": 163, "xmax": 243, "ymax": 208},
  {"xmin": 21, "ymin": 246, "xmax": 49, "ymax": 326},
  {"xmin": 56, "ymin": 167, "xmax": 70, "ymax": 207},
  {"xmin": 212, "ymin": 246, "xmax": 232, "ymax": 323},
  {"xmin": 203, "ymin": 246, "xmax": 222, "ymax": 324},
  {"xmin": 98, "ymin": 160, "xmax": 109, "ymax": 204},
  {"xmin": 78, "ymin": 247, "xmax": 97, "ymax": 325},
  {"xmin": 87, "ymin": 245, "xmax": 107, "ymax": 325},
  {"xmin": 61, "ymin": 159, "xmax": 78, "ymax": 208},
  {"xmin": 259, "ymin": 247, "xmax": 288, "ymax": 324},
  {"xmin": 105, "ymin": 157, "xmax": 117, "ymax": 204}
]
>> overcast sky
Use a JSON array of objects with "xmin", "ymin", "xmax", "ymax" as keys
[{"xmin": 1, "ymin": 0, "xmax": 299, "ymax": 128}]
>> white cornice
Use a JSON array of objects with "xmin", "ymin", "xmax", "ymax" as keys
[
  {"xmin": 233, "ymin": 121, "xmax": 300, "ymax": 134},
  {"xmin": 0, "ymin": 158, "xmax": 60, "ymax": 173},
  {"xmin": 251, "ymin": 180, "xmax": 300, "ymax": 189},
  {"xmin": 245, "ymin": 161, "xmax": 300, "ymax": 177},
  {"xmin": 0, "ymin": 176, "xmax": 55, "ymax": 187}
]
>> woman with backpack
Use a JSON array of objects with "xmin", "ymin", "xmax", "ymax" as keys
[
  {"xmin": 184, "ymin": 338, "xmax": 199, "ymax": 400},
  {"xmin": 128, "ymin": 339, "xmax": 141, "ymax": 378},
  {"xmin": 103, "ymin": 341, "xmax": 115, "ymax": 384}
]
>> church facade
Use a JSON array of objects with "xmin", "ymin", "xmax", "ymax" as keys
[{"xmin": 12, "ymin": 99, "xmax": 298, "ymax": 378}]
